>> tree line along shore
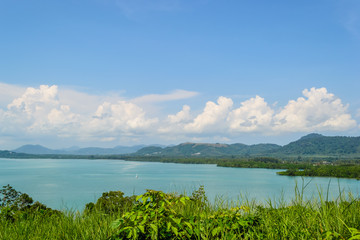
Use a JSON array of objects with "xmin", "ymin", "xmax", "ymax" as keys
[{"xmin": 1, "ymin": 149, "xmax": 360, "ymax": 179}]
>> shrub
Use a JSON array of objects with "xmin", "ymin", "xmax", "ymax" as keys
[
  {"xmin": 84, "ymin": 190, "xmax": 136, "ymax": 215},
  {"xmin": 110, "ymin": 189, "xmax": 259, "ymax": 239}
]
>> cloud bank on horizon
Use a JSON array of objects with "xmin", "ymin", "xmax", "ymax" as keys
[{"xmin": 0, "ymin": 83, "xmax": 358, "ymax": 149}]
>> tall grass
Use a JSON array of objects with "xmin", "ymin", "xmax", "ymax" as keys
[{"xmin": 1, "ymin": 184, "xmax": 360, "ymax": 239}]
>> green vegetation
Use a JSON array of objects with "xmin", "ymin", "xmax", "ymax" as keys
[
  {"xmin": 2, "ymin": 149, "xmax": 360, "ymax": 179},
  {"xmin": 276, "ymin": 134, "xmax": 360, "ymax": 156},
  {"xmin": 132, "ymin": 133, "xmax": 360, "ymax": 158},
  {"xmin": 216, "ymin": 157, "xmax": 308, "ymax": 169},
  {"xmin": 10, "ymin": 133, "xmax": 360, "ymax": 158},
  {"xmin": 2, "ymin": 133, "xmax": 360, "ymax": 181},
  {"xmin": 278, "ymin": 164, "xmax": 360, "ymax": 179},
  {"xmin": 117, "ymin": 156, "xmax": 360, "ymax": 179},
  {"xmin": 1, "ymin": 184, "xmax": 360, "ymax": 239},
  {"xmin": 0, "ymin": 150, "xmax": 33, "ymax": 158},
  {"xmin": 134, "ymin": 142, "xmax": 281, "ymax": 157}
]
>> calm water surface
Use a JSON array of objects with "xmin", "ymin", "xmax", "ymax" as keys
[{"xmin": 0, "ymin": 158, "xmax": 359, "ymax": 210}]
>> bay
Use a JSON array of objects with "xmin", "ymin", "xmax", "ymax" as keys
[{"xmin": 0, "ymin": 158, "xmax": 359, "ymax": 211}]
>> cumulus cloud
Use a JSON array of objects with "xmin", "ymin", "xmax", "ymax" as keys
[
  {"xmin": 0, "ymin": 85, "xmax": 79, "ymax": 135},
  {"xmin": 160, "ymin": 87, "xmax": 357, "ymax": 136},
  {"xmin": 273, "ymin": 88, "xmax": 357, "ymax": 132},
  {"xmin": 184, "ymin": 97, "xmax": 233, "ymax": 133},
  {"xmin": 158, "ymin": 105, "xmax": 192, "ymax": 134},
  {"xmin": 58, "ymin": 88, "xmax": 111, "ymax": 114},
  {"xmin": 0, "ymin": 83, "xmax": 357, "ymax": 147},
  {"xmin": 86, "ymin": 101, "xmax": 158, "ymax": 135},
  {"xmin": 227, "ymin": 96, "xmax": 274, "ymax": 132},
  {"xmin": 168, "ymin": 105, "xmax": 192, "ymax": 124},
  {"xmin": 0, "ymin": 84, "xmax": 158, "ymax": 141}
]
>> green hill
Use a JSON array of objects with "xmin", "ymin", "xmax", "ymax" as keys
[
  {"xmin": 274, "ymin": 134, "xmax": 360, "ymax": 156},
  {"xmin": 134, "ymin": 142, "xmax": 281, "ymax": 157},
  {"xmin": 4, "ymin": 133, "xmax": 360, "ymax": 159},
  {"xmin": 134, "ymin": 134, "xmax": 360, "ymax": 158}
]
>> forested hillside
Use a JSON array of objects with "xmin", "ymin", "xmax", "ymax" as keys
[
  {"xmin": 275, "ymin": 134, "xmax": 360, "ymax": 155},
  {"xmin": 134, "ymin": 134, "xmax": 360, "ymax": 157},
  {"xmin": 135, "ymin": 142, "xmax": 281, "ymax": 157}
]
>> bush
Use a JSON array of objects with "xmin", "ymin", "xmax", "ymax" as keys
[
  {"xmin": 0, "ymin": 185, "xmax": 60, "ymax": 222},
  {"xmin": 84, "ymin": 190, "xmax": 136, "ymax": 215},
  {"xmin": 110, "ymin": 188, "xmax": 259, "ymax": 239}
]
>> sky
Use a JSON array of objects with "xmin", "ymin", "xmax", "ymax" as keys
[{"xmin": 0, "ymin": 0, "xmax": 360, "ymax": 149}]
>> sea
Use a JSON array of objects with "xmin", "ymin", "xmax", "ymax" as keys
[{"xmin": 0, "ymin": 158, "xmax": 359, "ymax": 211}]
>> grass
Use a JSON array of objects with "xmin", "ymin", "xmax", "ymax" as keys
[{"xmin": 1, "ymin": 184, "xmax": 360, "ymax": 239}]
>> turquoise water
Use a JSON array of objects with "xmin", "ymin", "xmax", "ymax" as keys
[{"xmin": 0, "ymin": 158, "xmax": 359, "ymax": 210}]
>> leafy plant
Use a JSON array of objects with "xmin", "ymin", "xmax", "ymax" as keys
[
  {"xmin": 110, "ymin": 188, "xmax": 259, "ymax": 239},
  {"xmin": 0, "ymin": 184, "xmax": 33, "ymax": 209},
  {"xmin": 0, "ymin": 185, "xmax": 60, "ymax": 222},
  {"xmin": 84, "ymin": 190, "xmax": 135, "ymax": 215},
  {"xmin": 110, "ymin": 189, "xmax": 193, "ymax": 239}
]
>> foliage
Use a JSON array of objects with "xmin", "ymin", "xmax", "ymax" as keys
[
  {"xmin": 0, "ymin": 184, "xmax": 60, "ymax": 222},
  {"xmin": 132, "ymin": 142, "xmax": 281, "ymax": 157},
  {"xmin": 216, "ymin": 157, "xmax": 309, "ymax": 170},
  {"xmin": 278, "ymin": 134, "xmax": 360, "ymax": 156},
  {"xmin": 110, "ymin": 189, "xmax": 258, "ymax": 239},
  {"xmin": 1, "ymin": 185, "xmax": 360, "ymax": 239},
  {"xmin": 0, "ymin": 184, "xmax": 33, "ymax": 209},
  {"xmin": 84, "ymin": 190, "xmax": 135, "ymax": 215},
  {"xmin": 110, "ymin": 190, "xmax": 193, "ymax": 239},
  {"xmin": 278, "ymin": 164, "xmax": 360, "ymax": 179}
]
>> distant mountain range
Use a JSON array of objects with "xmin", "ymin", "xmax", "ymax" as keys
[
  {"xmin": 135, "ymin": 142, "xmax": 281, "ymax": 157},
  {"xmin": 132, "ymin": 133, "xmax": 360, "ymax": 157},
  {"xmin": 12, "ymin": 144, "xmax": 148, "ymax": 155},
  {"xmin": 5, "ymin": 133, "xmax": 360, "ymax": 158}
]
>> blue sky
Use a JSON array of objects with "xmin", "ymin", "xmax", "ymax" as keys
[{"xmin": 0, "ymin": 0, "xmax": 360, "ymax": 149}]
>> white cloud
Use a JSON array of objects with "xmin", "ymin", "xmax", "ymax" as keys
[
  {"xmin": 0, "ymin": 83, "xmax": 357, "ymax": 147},
  {"xmin": 158, "ymin": 105, "xmax": 192, "ymax": 134},
  {"xmin": 0, "ymin": 83, "xmax": 26, "ymax": 108},
  {"xmin": 132, "ymin": 89, "xmax": 199, "ymax": 104},
  {"xmin": 273, "ymin": 87, "xmax": 357, "ymax": 132},
  {"xmin": 227, "ymin": 96, "xmax": 274, "ymax": 132},
  {"xmin": 86, "ymin": 101, "xmax": 158, "ymax": 134},
  {"xmin": 58, "ymin": 88, "xmax": 112, "ymax": 114},
  {"xmin": 0, "ymin": 84, "xmax": 158, "ymax": 141},
  {"xmin": 162, "ymin": 87, "xmax": 357, "ymax": 136},
  {"xmin": 1, "ymin": 85, "xmax": 80, "ymax": 135},
  {"xmin": 184, "ymin": 96, "xmax": 233, "ymax": 133},
  {"xmin": 168, "ymin": 105, "xmax": 192, "ymax": 124},
  {"xmin": 7, "ymin": 85, "xmax": 59, "ymax": 115}
]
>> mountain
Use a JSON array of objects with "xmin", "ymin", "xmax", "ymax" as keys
[
  {"xmin": 13, "ymin": 145, "xmax": 149, "ymax": 155},
  {"xmin": 10, "ymin": 133, "xmax": 360, "ymax": 158},
  {"xmin": 134, "ymin": 133, "xmax": 360, "ymax": 157},
  {"xmin": 134, "ymin": 142, "xmax": 281, "ymax": 157},
  {"xmin": 13, "ymin": 145, "xmax": 63, "ymax": 154},
  {"xmin": 71, "ymin": 145, "xmax": 146, "ymax": 155},
  {"xmin": 135, "ymin": 146, "xmax": 164, "ymax": 155},
  {"xmin": 274, "ymin": 134, "xmax": 360, "ymax": 156},
  {"xmin": 298, "ymin": 133, "xmax": 323, "ymax": 140}
]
